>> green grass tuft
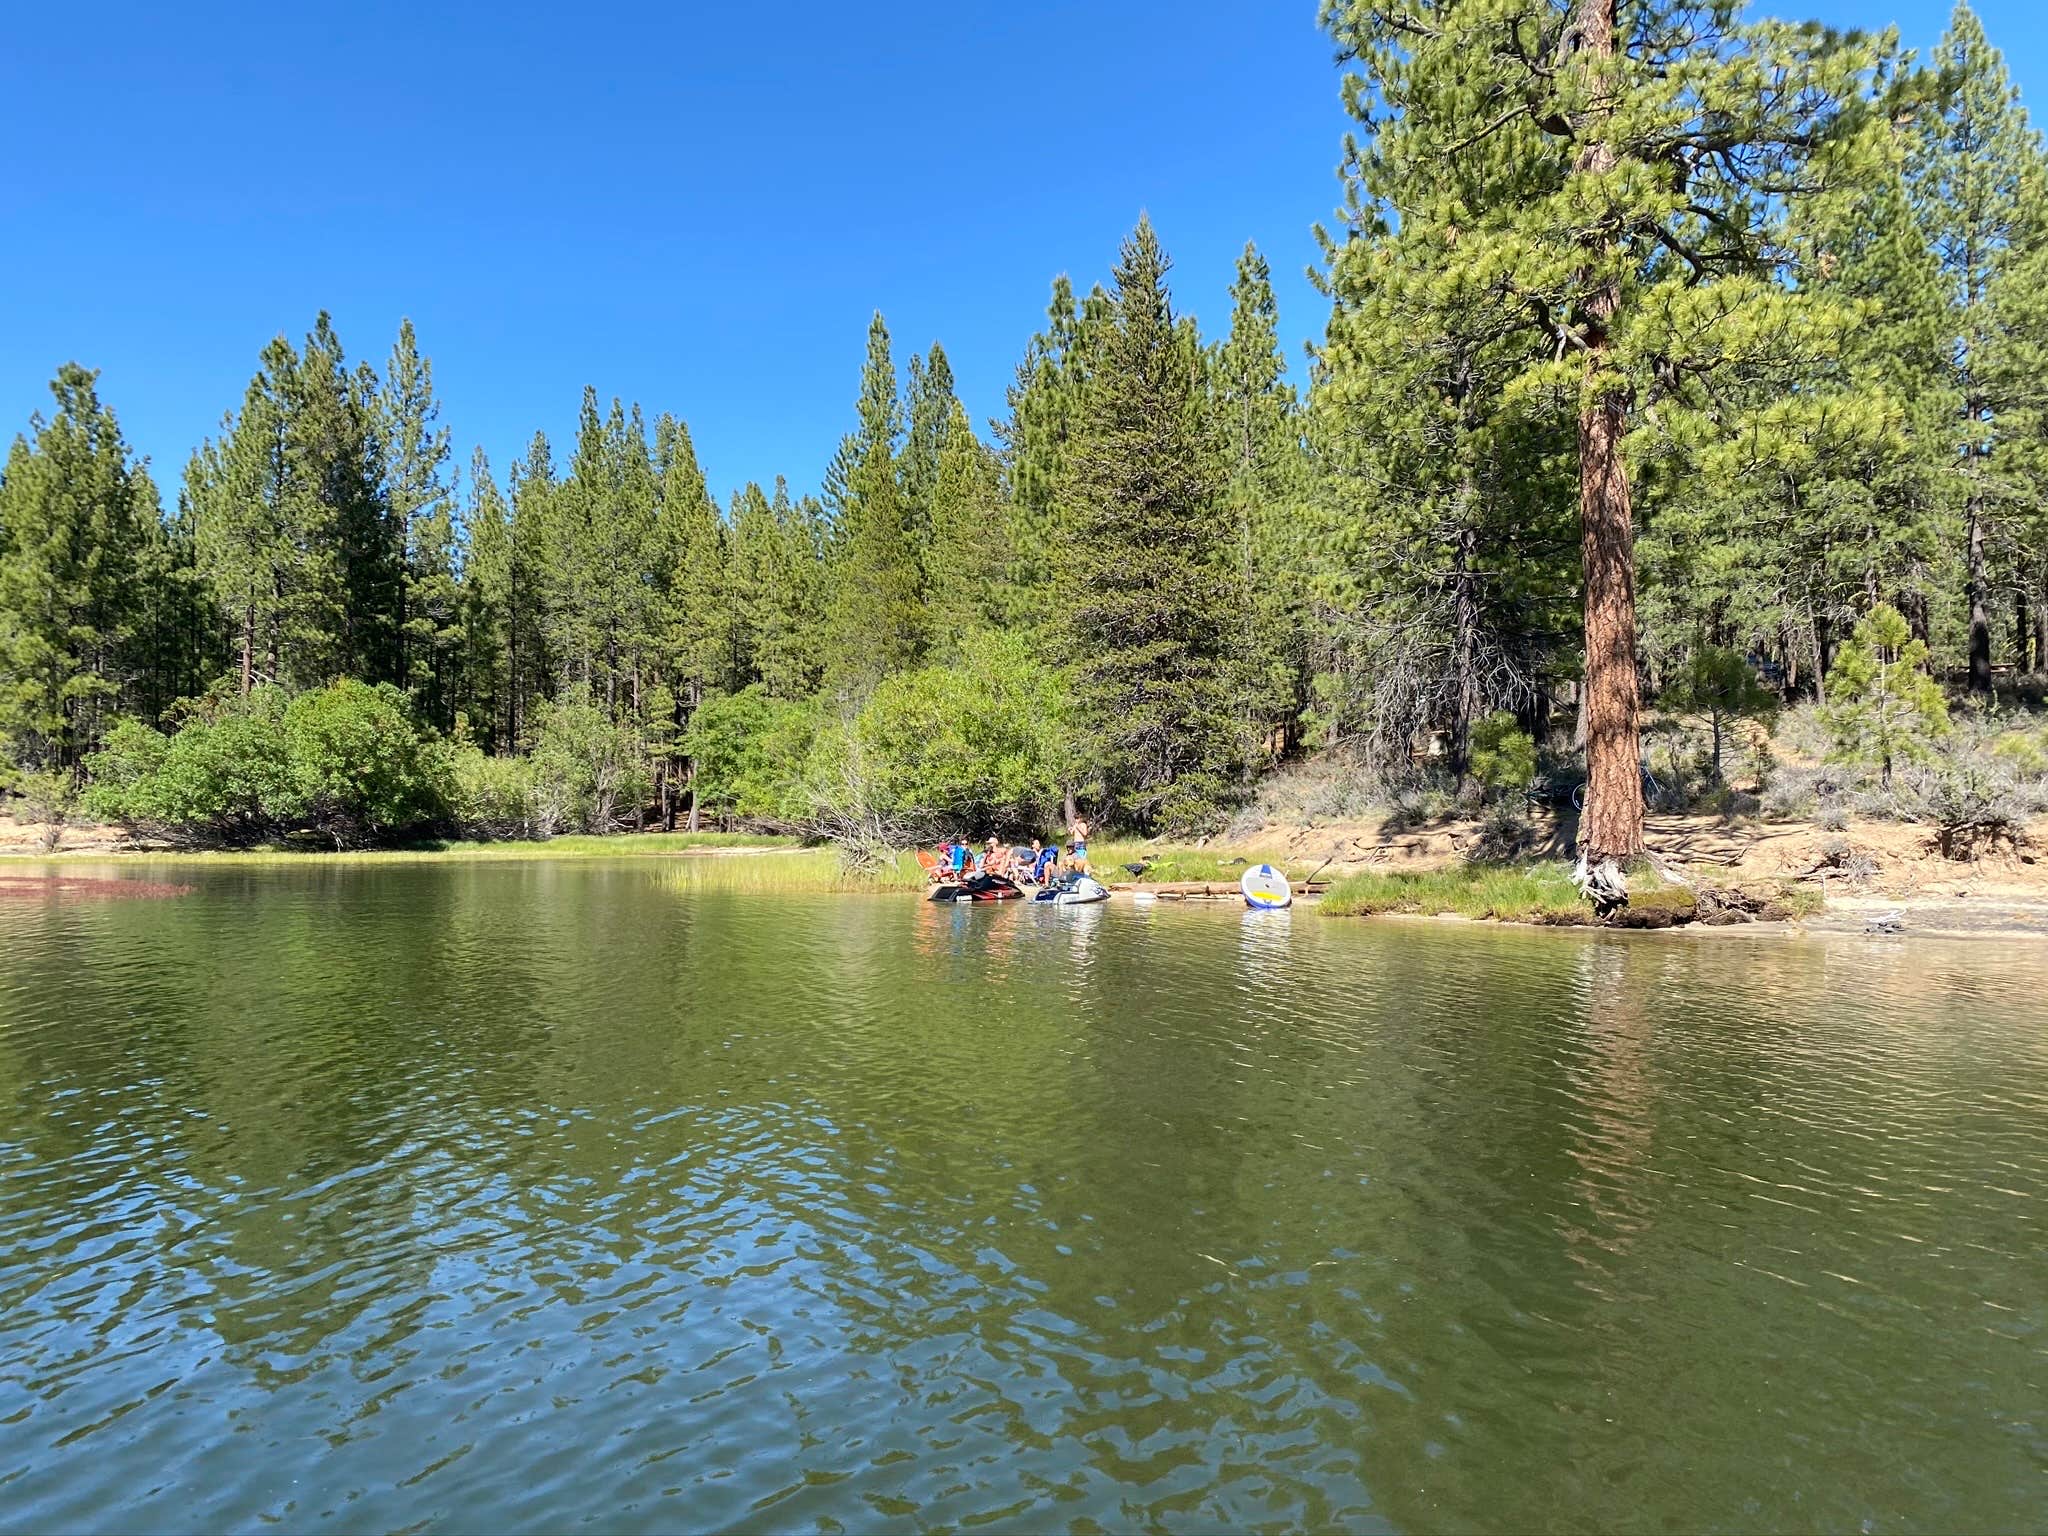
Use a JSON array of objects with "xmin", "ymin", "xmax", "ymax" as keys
[
  {"xmin": 1086, "ymin": 842, "xmax": 1309, "ymax": 883},
  {"xmin": 654, "ymin": 847, "xmax": 923, "ymax": 894},
  {"xmin": 1319, "ymin": 862, "xmax": 1593, "ymax": 922}
]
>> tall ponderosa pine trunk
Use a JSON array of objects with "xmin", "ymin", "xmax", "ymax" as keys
[
  {"xmin": 2033, "ymin": 568, "xmax": 2047, "ymax": 675},
  {"xmin": 1965, "ymin": 501, "xmax": 1992, "ymax": 691},
  {"xmin": 1570, "ymin": 0, "xmax": 1647, "ymax": 867},
  {"xmin": 1450, "ymin": 511, "xmax": 1482, "ymax": 786}
]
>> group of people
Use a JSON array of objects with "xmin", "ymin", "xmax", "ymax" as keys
[{"xmin": 936, "ymin": 817, "xmax": 1090, "ymax": 887}]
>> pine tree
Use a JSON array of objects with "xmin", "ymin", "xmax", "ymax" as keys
[
  {"xmin": 653, "ymin": 412, "xmax": 730, "ymax": 700},
  {"xmin": 824, "ymin": 313, "xmax": 925, "ymax": 697},
  {"xmin": 1824, "ymin": 603, "xmax": 1949, "ymax": 783},
  {"xmin": 901, "ymin": 341, "xmax": 958, "ymax": 554},
  {"xmin": 554, "ymin": 395, "xmax": 661, "ymax": 721},
  {"xmin": 1910, "ymin": 1, "xmax": 2047, "ymax": 691},
  {"xmin": 189, "ymin": 333, "xmax": 348, "ymax": 695},
  {"xmin": 999, "ymin": 276, "xmax": 1106, "ymax": 623},
  {"xmin": 727, "ymin": 481, "xmax": 775, "ymax": 686},
  {"xmin": 0, "ymin": 365, "xmax": 158, "ymax": 770},
  {"xmin": 926, "ymin": 399, "xmax": 1012, "ymax": 654},
  {"xmin": 757, "ymin": 477, "xmax": 827, "ymax": 699},
  {"xmin": 459, "ymin": 447, "xmax": 514, "ymax": 750},
  {"xmin": 505, "ymin": 431, "xmax": 556, "ymax": 744},
  {"xmin": 382, "ymin": 319, "xmax": 460, "ymax": 725},
  {"xmin": 290, "ymin": 315, "xmax": 392, "ymax": 685},
  {"xmin": 1062, "ymin": 216, "xmax": 1238, "ymax": 831},
  {"xmin": 130, "ymin": 485, "xmax": 214, "ymax": 724},
  {"xmin": 1316, "ymin": 202, "xmax": 1580, "ymax": 781},
  {"xmin": 1212, "ymin": 242, "xmax": 1312, "ymax": 764},
  {"xmin": 542, "ymin": 391, "xmax": 604, "ymax": 694},
  {"xmin": 1323, "ymin": 0, "xmax": 1885, "ymax": 878}
]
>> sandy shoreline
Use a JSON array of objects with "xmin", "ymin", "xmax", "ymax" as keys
[{"xmin": 7, "ymin": 809, "xmax": 2047, "ymax": 936}]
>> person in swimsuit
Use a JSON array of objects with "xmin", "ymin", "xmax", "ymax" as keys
[{"xmin": 1067, "ymin": 815, "xmax": 1090, "ymax": 874}]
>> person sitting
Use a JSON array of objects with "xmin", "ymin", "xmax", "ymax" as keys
[
  {"xmin": 1028, "ymin": 838, "xmax": 1058, "ymax": 884},
  {"xmin": 948, "ymin": 838, "xmax": 970, "ymax": 879},
  {"xmin": 979, "ymin": 838, "xmax": 1011, "ymax": 878}
]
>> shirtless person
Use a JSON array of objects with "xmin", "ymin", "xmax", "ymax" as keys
[{"xmin": 1067, "ymin": 814, "xmax": 1091, "ymax": 875}]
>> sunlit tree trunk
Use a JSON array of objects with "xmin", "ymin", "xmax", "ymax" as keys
[
  {"xmin": 1569, "ymin": 0, "xmax": 1646, "ymax": 869},
  {"xmin": 1966, "ymin": 503, "xmax": 1992, "ymax": 693}
]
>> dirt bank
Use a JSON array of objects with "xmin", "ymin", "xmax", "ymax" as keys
[{"xmin": 1215, "ymin": 809, "xmax": 2048, "ymax": 936}]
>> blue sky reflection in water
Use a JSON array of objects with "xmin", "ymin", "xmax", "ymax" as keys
[{"xmin": 0, "ymin": 862, "xmax": 2043, "ymax": 1532}]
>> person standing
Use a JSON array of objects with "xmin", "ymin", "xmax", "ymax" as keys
[{"xmin": 1067, "ymin": 814, "xmax": 1091, "ymax": 874}]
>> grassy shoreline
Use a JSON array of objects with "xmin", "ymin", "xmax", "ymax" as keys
[
  {"xmin": 1320, "ymin": 863, "xmax": 1594, "ymax": 922},
  {"xmin": 1, "ymin": 826, "xmax": 1824, "ymax": 921},
  {"xmin": 4, "ymin": 829, "xmax": 797, "ymax": 866}
]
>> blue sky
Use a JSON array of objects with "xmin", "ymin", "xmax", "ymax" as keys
[{"xmin": 2, "ymin": 1, "xmax": 2041, "ymax": 508}]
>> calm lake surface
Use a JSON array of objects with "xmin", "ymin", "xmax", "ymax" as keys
[{"xmin": 1, "ymin": 860, "xmax": 2043, "ymax": 1534}]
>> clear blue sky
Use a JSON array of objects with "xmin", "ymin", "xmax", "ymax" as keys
[{"xmin": 2, "ymin": 1, "xmax": 2041, "ymax": 508}]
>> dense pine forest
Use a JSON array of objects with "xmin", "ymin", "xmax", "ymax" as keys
[{"xmin": 5, "ymin": 2, "xmax": 2048, "ymax": 873}]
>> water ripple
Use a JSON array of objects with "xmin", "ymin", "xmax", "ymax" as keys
[{"xmin": 0, "ymin": 872, "xmax": 2044, "ymax": 1532}]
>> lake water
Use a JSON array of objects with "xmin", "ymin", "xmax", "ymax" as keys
[{"xmin": 1, "ymin": 859, "xmax": 2043, "ymax": 1533}]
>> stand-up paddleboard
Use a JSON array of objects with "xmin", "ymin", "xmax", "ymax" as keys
[{"xmin": 1240, "ymin": 863, "xmax": 1292, "ymax": 910}]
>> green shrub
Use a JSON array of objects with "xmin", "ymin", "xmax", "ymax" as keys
[
  {"xmin": 1663, "ymin": 646, "xmax": 1779, "ymax": 782},
  {"xmin": 11, "ymin": 767, "xmax": 76, "ymax": 849},
  {"xmin": 284, "ymin": 680, "xmax": 449, "ymax": 846},
  {"xmin": 849, "ymin": 633, "xmax": 1071, "ymax": 830},
  {"xmin": 79, "ymin": 717, "xmax": 171, "ymax": 818},
  {"xmin": 84, "ymin": 682, "xmax": 452, "ymax": 846},
  {"xmin": 530, "ymin": 686, "xmax": 651, "ymax": 835},
  {"xmin": 1991, "ymin": 729, "xmax": 2048, "ymax": 776},
  {"xmin": 447, "ymin": 746, "xmax": 536, "ymax": 840},
  {"xmin": 684, "ymin": 687, "xmax": 819, "ymax": 826},
  {"xmin": 84, "ymin": 688, "xmax": 298, "ymax": 843},
  {"xmin": 1469, "ymin": 712, "xmax": 1536, "ymax": 799},
  {"xmin": 1824, "ymin": 604, "xmax": 1948, "ymax": 785}
]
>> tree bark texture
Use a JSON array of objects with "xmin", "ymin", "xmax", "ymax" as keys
[
  {"xmin": 1578, "ymin": 385, "xmax": 1647, "ymax": 861},
  {"xmin": 1568, "ymin": 0, "xmax": 1647, "ymax": 866},
  {"xmin": 1450, "ymin": 514, "xmax": 1481, "ymax": 785},
  {"xmin": 2033, "ymin": 570, "xmax": 2047, "ymax": 676},
  {"xmin": 1967, "ymin": 503, "xmax": 1992, "ymax": 693}
]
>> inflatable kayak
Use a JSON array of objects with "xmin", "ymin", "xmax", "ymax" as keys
[
  {"xmin": 1032, "ymin": 875, "xmax": 1109, "ymax": 906},
  {"xmin": 1240, "ymin": 863, "xmax": 1292, "ymax": 910},
  {"xmin": 929, "ymin": 875, "xmax": 1024, "ymax": 903}
]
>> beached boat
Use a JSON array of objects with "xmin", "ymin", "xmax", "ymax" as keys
[
  {"xmin": 928, "ymin": 874, "xmax": 1024, "ymax": 903},
  {"xmin": 1033, "ymin": 875, "xmax": 1109, "ymax": 906}
]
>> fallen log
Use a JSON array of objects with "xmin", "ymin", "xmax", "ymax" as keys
[{"xmin": 1106, "ymin": 879, "xmax": 1332, "ymax": 898}]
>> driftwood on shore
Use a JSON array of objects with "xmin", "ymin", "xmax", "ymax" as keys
[{"xmin": 1106, "ymin": 880, "xmax": 1332, "ymax": 899}]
